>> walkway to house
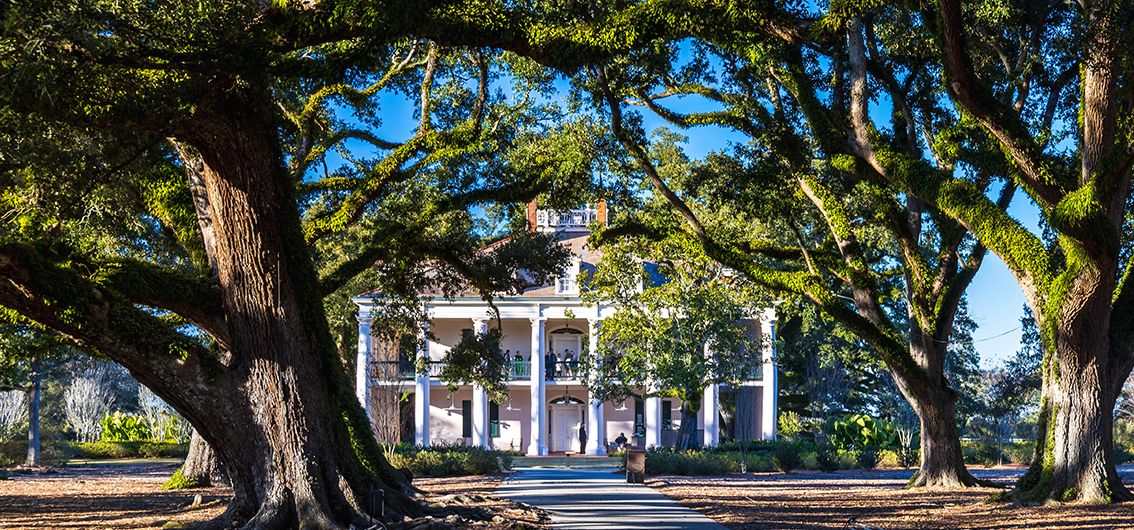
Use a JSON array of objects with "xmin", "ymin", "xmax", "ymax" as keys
[{"xmin": 496, "ymin": 467, "xmax": 727, "ymax": 529}]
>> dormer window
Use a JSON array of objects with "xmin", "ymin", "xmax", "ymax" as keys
[
  {"xmin": 556, "ymin": 275, "xmax": 577, "ymax": 294},
  {"xmin": 556, "ymin": 257, "xmax": 581, "ymax": 295}
]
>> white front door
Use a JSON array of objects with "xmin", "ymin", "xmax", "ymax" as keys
[{"xmin": 550, "ymin": 404, "xmax": 583, "ymax": 452}]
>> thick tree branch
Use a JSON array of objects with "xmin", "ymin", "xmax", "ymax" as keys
[
  {"xmin": 936, "ymin": 0, "xmax": 1066, "ymax": 209},
  {"xmin": 0, "ymin": 244, "xmax": 228, "ymax": 426}
]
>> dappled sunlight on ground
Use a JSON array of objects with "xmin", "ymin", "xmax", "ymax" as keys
[
  {"xmin": 0, "ymin": 461, "xmax": 227, "ymax": 529},
  {"xmin": 650, "ymin": 468, "xmax": 1134, "ymax": 529}
]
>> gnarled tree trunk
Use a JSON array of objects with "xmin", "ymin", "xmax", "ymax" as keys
[
  {"xmin": 1015, "ymin": 276, "xmax": 1132, "ymax": 503},
  {"xmin": 168, "ymin": 430, "xmax": 228, "ymax": 488},
  {"xmin": 167, "ymin": 89, "xmax": 420, "ymax": 528}
]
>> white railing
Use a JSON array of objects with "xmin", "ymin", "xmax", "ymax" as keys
[{"xmin": 535, "ymin": 208, "xmax": 598, "ymax": 229}]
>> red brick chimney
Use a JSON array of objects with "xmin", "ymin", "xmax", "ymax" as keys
[
  {"xmin": 596, "ymin": 200, "xmax": 607, "ymax": 225},
  {"xmin": 527, "ymin": 200, "xmax": 538, "ymax": 232}
]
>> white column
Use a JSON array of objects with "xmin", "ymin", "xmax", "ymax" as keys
[
  {"xmin": 356, "ymin": 315, "xmax": 373, "ymax": 426},
  {"xmin": 702, "ymin": 383, "xmax": 720, "ymax": 447},
  {"xmin": 645, "ymin": 396, "xmax": 662, "ymax": 448},
  {"xmin": 472, "ymin": 318, "xmax": 491, "ymax": 448},
  {"xmin": 760, "ymin": 311, "xmax": 779, "ymax": 440},
  {"xmin": 528, "ymin": 317, "xmax": 547, "ymax": 455},
  {"xmin": 414, "ymin": 322, "xmax": 431, "ymax": 447},
  {"xmin": 586, "ymin": 318, "xmax": 606, "ymax": 455}
]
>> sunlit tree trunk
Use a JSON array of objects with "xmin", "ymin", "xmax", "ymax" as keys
[{"xmin": 24, "ymin": 356, "xmax": 40, "ymax": 467}]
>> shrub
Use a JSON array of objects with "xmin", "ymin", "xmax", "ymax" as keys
[
  {"xmin": 100, "ymin": 412, "xmax": 152, "ymax": 442},
  {"xmin": 816, "ymin": 444, "xmax": 840, "ymax": 472},
  {"xmin": 772, "ymin": 443, "xmax": 800, "ymax": 473},
  {"xmin": 389, "ymin": 446, "xmax": 512, "ymax": 478},
  {"xmin": 643, "ymin": 448, "xmax": 740, "ymax": 476},
  {"xmin": 831, "ymin": 413, "xmax": 898, "ymax": 451},
  {"xmin": 70, "ymin": 441, "xmax": 188, "ymax": 459},
  {"xmin": 1, "ymin": 439, "xmax": 79, "ymax": 466},
  {"xmin": 856, "ymin": 448, "xmax": 879, "ymax": 470},
  {"xmin": 778, "ymin": 411, "xmax": 806, "ymax": 439}
]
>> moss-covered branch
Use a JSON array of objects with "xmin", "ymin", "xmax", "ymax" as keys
[{"xmin": 0, "ymin": 243, "xmax": 226, "ymax": 422}]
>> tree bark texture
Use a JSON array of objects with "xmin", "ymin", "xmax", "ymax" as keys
[
  {"xmin": 24, "ymin": 356, "xmax": 40, "ymax": 467},
  {"xmin": 1015, "ymin": 268, "xmax": 1132, "ymax": 503},
  {"xmin": 166, "ymin": 90, "xmax": 419, "ymax": 528},
  {"xmin": 894, "ymin": 340, "xmax": 978, "ymax": 488},
  {"xmin": 175, "ymin": 430, "xmax": 229, "ymax": 488}
]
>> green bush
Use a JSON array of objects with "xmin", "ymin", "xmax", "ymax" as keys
[
  {"xmin": 855, "ymin": 448, "xmax": 879, "ymax": 470},
  {"xmin": 100, "ymin": 412, "xmax": 152, "ymax": 442},
  {"xmin": 644, "ymin": 448, "xmax": 740, "ymax": 475},
  {"xmin": 772, "ymin": 443, "xmax": 800, "ymax": 473},
  {"xmin": 70, "ymin": 441, "xmax": 188, "ymax": 459},
  {"xmin": 831, "ymin": 413, "xmax": 898, "ymax": 451},
  {"xmin": 389, "ymin": 446, "xmax": 512, "ymax": 478},
  {"xmin": 815, "ymin": 444, "xmax": 840, "ymax": 472},
  {"xmin": 778, "ymin": 411, "xmax": 806, "ymax": 439}
]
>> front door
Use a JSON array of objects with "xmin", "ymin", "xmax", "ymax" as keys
[{"xmin": 550, "ymin": 404, "xmax": 583, "ymax": 452}]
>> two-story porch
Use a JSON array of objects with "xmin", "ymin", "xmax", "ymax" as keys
[{"xmin": 354, "ymin": 299, "xmax": 779, "ymax": 455}]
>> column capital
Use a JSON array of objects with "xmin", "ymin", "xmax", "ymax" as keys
[
  {"xmin": 529, "ymin": 316, "xmax": 546, "ymax": 325},
  {"xmin": 356, "ymin": 314, "xmax": 373, "ymax": 325}
]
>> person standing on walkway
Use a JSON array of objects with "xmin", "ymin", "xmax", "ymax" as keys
[{"xmin": 578, "ymin": 425, "xmax": 587, "ymax": 454}]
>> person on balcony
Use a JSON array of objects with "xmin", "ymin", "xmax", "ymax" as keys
[
  {"xmin": 564, "ymin": 349, "xmax": 576, "ymax": 379},
  {"xmin": 544, "ymin": 350, "xmax": 556, "ymax": 380},
  {"xmin": 512, "ymin": 352, "xmax": 525, "ymax": 378}
]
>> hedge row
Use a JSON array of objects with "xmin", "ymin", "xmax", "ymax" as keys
[
  {"xmin": 0, "ymin": 439, "xmax": 188, "ymax": 466},
  {"xmin": 389, "ymin": 446, "xmax": 513, "ymax": 478}
]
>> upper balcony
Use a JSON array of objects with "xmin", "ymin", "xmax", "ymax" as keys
[
  {"xmin": 535, "ymin": 208, "xmax": 598, "ymax": 233},
  {"xmin": 528, "ymin": 201, "xmax": 607, "ymax": 233},
  {"xmin": 370, "ymin": 358, "xmax": 764, "ymax": 385}
]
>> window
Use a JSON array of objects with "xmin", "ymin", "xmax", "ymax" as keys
[
  {"xmin": 489, "ymin": 402, "xmax": 500, "ymax": 438},
  {"xmin": 662, "ymin": 400, "xmax": 673, "ymax": 431},
  {"xmin": 555, "ymin": 258, "xmax": 580, "ymax": 294},
  {"xmin": 634, "ymin": 398, "xmax": 645, "ymax": 437},
  {"xmin": 556, "ymin": 274, "xmax": 576, "ymax": 294},
  {"xmin": 461, "ymin": 400, "xmax": 472, "ymax": 438}
]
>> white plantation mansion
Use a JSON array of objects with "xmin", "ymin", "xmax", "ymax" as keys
[{"xmin": 353, "ymin": 203, "xmax": 778, "ymax": 456}]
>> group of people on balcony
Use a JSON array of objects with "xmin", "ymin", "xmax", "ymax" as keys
[
  {"xmin": 544, "ymin": 348, "xmax": 581, "ymax": 379},
  {"xmin": 499, "ymin": 348, "xmax": 584, "ymax": 380}
]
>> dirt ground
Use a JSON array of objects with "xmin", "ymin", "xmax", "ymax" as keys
[
  {"xmin": 649, "ymin": 467, "xmax": 1134, "ymax": 530},
  {"xmin": 0, "ymin": 461, "xmax": 227, "ymax": 529},
  {"xmin": 0, "ymin": 462, "xmax": 544, "ymax": 529},
  {"xmin": 6, "ymin": 463, "xmax": 1134, "ymax": 529}
]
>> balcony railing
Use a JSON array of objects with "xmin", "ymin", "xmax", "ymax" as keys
[
  {"xmin": 535, "ymin": 208, "xmax": 598, "ymax": 229},
  {"xmin": 372, "ymin": 358, "xmax": 764, "ymax": 382}
]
